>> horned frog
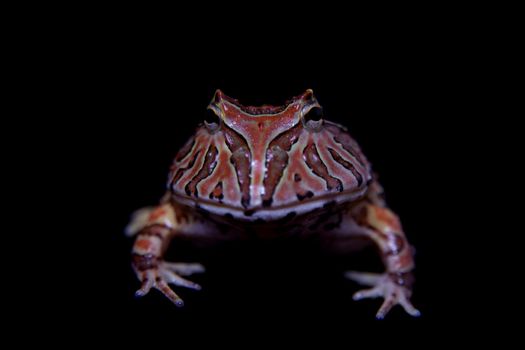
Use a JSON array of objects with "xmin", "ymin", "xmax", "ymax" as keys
[{"xmin": 126, "ymin": 90, "xmax": 420, "ymax": 319}]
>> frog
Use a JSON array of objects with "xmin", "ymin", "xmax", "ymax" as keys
[{"xmin": 126, "ymin": 89, "xmax": 420, "ymax": 319}]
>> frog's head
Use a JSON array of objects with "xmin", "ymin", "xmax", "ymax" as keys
[{"xmin": 169, "ymin": 90, "xmax": 372, "ymax": 220}]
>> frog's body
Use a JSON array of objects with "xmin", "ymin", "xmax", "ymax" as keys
[{"xmin": 127, "ymin": 90, "xmax": 420, "ymax": 319}]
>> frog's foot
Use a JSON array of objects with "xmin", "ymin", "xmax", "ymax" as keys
[
  {"xmin": 135, "ymin": 262, "xmax": 205, "ymax": 306},
  {"xmin": 345, "ymin": 271, "xmax": 421, "ymax": 319}
]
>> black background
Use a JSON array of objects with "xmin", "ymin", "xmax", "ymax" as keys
[{"xmin": 47, "ymin": 28, "xmax": 484, "ymax": 342}]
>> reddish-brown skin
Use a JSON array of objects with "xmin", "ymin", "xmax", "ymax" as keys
[
  {"xmin": 127, "ymin": 90, "xmax": 420, "ymax": 319},
  {"xmin": 168, "ymin": 90, "xmax": 371, "ymax": 220}
]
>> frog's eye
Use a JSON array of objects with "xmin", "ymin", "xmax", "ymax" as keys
[
  {"xmin": 303, "ymin": 106, "xmax": 324, "ymax": 130},
  {"xmin": 204, "ymin": 109, "xmax": 221, "ymax": 132}
]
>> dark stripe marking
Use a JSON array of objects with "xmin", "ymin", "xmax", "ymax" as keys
[
  {"xmin": 303, "ymin": 143, "xmax": 343, "ymax": 192},
  {"xmin": 185, "ymin": 145, "xmax": 219, "ymax": 197},
  {"xmin": 328, "ymin": 147, "xmax": 363, "ymax": 186},
  {"xmin": 175, "ymin": 135, "xmax": 196, "ymax": 162},
  {"xmin": 223, "ymin": 123, "xmax": 252, "ymax": 208},
  {"xmin": 209, "ymin": 181, "xmax": 224, "ymax": 200},
  {"xmin": 296, "ymin": 190, "xmax": 314, "ymax": 201},
  {"xmin": 326, "ymin": 124, "xmax": 366, "ymax": 167},
  {"xmin": 171, "ymin": 150, "xmax": 201, "ymax": 185}
]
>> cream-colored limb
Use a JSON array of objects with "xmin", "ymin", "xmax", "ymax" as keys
[
  {"xmin": 343, "ymin": 201, "xmax": 420, "ymax": 319},
  {"xmin": 126, "ymin": 201, "xmax": 206, "ymax": 306}
]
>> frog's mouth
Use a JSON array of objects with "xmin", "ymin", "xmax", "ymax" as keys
[{"xmin": 172, "ymin": 186, "xmax": 367, "ymax": 222}]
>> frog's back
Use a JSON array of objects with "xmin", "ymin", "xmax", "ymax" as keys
[{"xmin": 169, "ymin": 90, "xmax": 372, "ymax": 221}]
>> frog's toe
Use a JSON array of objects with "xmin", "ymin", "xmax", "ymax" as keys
[
  {"xmin": 135, "ymin": 270, "xmax": 155, "ymax": 297},
  {"xmin": 345, "ymin": 271, "xmax": 383, "ymax": 286},
  {"xmin": 135, "ymin": 262, "xmax": 205, "ymax": 306},
  {"xmin": 135, "ymin": 269, "xmax": 185, "ymax": 306},
  {"xmin": 352, "ymin": 286, "xmax": 383, "ymax": 300},
  {"xmin": 375, "ymin": 288, "xmax": 421, "ymax": 319},
  {"xmin": 345, "ymin": 271, "xmax": 420, "ymax": 319},
  {"xmin": 162, "ymin": 262, "xmax": 205, "ymax": 276},
  {"xmin": 160, "ymin": 266, "xmax": 202, "ymax": 290},
  {"xmin": 396, "ymin": 295, "xmax": 421, "ymax": 318}
]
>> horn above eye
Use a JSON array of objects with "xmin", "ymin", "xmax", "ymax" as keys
[
  {"xmin": 303, "ymin": 106, "xmax": 324, "ymax": 130},
  {"xmin": 204, "ymin": 108, "xmax": 221, "ymax": 132}
]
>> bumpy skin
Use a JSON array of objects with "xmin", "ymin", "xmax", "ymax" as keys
[
  {"xmin": 127, "ymin": 90, "xmax": 420, "ymax": 319},
  {"xmin": 168, "ymin": 90, "xmax": 371, "ymax": 220}
]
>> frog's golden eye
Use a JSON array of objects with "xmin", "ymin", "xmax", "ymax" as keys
[
  {"xmin": 303, "ymin": 106, "xmax": 324, "ymax": 130},
  {"xmin": 204, "ymin": 108, "xmax": 221, "ymax": 132}
]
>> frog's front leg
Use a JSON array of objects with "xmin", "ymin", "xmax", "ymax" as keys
[
  {"xmin": 342, "ymin": 201, "xmax": 420, "ymax": 319},
  {"xmin": 125, "ymin": 199, "xmax": 207, "ymax": 306}
]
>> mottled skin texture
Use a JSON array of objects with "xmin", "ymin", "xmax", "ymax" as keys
[{"xmin": 126, "ymin": 90, "xmax": 420, "ymax": 319}]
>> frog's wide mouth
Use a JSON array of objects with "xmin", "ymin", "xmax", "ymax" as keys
[{"xmin": 171, "ymin": 186, "xmax": 367, "ymax": 222}]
